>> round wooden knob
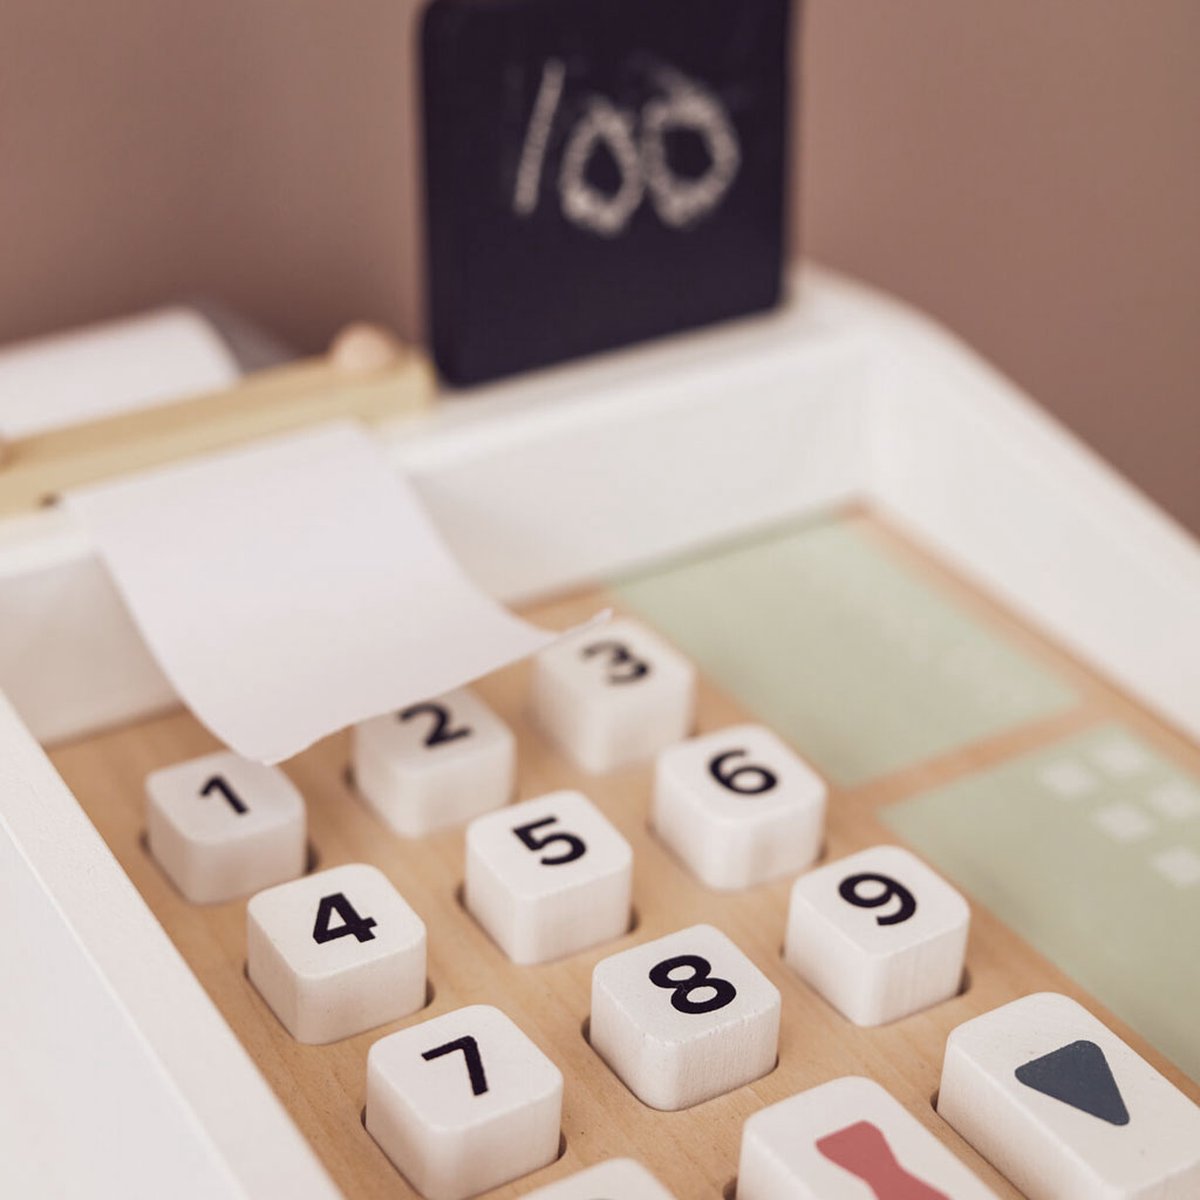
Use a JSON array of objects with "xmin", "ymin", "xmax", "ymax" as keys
[{"xmin": 329, "ymin": 323, "xmax": 406, "ymax": 374}]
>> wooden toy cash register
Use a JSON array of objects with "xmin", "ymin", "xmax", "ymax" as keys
[{"xmin": 2, "ymin": 3, "xmax": 1198, "ymax": 1199}]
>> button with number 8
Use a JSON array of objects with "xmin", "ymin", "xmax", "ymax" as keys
[
  {"xmin": 247, "ymin": 863, "xmax": 426, "ymax": 1044},
  {"xmin": 367, "ymin": 1004, "xmax": 563, "ymax": 1200},
  {"xmin": 590, "ymin": 923, "xmax": 780, "ymax": 1110},
  {"xmin": 785, "ymin": 845, "xmax": 969, "ymax": 1026}
]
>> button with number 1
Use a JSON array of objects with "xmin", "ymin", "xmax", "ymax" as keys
[
  {"xmin": 367, "ymin": 1004, "xmax": 563, "ymax": 1200},
  {"xmin": 785, "ymin": 845, "xmax": 970, "ymax": 1026},
  {"xmin": 145, "ymin": 750, "xmax": 306, "ymax": 904},
  {"xmin": 247, "ymin": 863, "xmax": 426, "ymax": 1044}
]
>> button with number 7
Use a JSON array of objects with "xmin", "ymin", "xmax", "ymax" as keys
[
  {"xmin": 784, "ymin": 845, "xmax": 970, "ymax": 1026},
  {"xmin": 247, "ymin": 862, "xmax": 427, "ymax": 1044},
  {"xmin": 367, "ymin": 1005, "xmax": 563, "ymax": 1200}
]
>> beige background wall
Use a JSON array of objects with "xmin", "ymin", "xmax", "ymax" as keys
[{"xmin": 1, "ymin": 1, "xmax": 1196, "ymax": 530}]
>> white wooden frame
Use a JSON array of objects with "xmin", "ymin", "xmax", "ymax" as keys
[{"xmin": 1, "ymin": 267, "xmax": 1197, "ymax": 1198}]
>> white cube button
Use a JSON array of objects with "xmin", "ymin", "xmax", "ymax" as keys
[
  {"xmin": 532, "ymin": 617, "xmax": 696, "ymax": 773},
  {"xmin": 590, "ymin": 923, "xmax": 780, "ymax": 1110},
  {"xmin": 466, "ymin": 790, "xmax": 632, "ymax": 964},
  {"xmin": 654, "ymin": 723, "xmax": 826, "ymax": 890},
  {"xmin": 939, "ymin": 992, "xmax": 1200, "ymax": 1200},
  {"xmin": 784, "ymin": 844, "xmax": 969, "ymax": 1026},
  {"xmin": 738, "ymin": 1075, "xmax": 999, "ymax": 1199},
  {"xmin": 352, "ymin": 688, "xmax": 515, "ymax": 836},
  {"xmin": 247, "ymin": 863, "xmax": 426, "ymax": 1044},
  {"xmin": 366, "ymin": 1004, "xmax": 562, "ymax": 1200},
  {"xmin": 524, "ymin": 1159, "xmax": 678, "ymax": 1199},
  {"xmin": 145, "ymin": 750, "xmax": 306, "ymax": 904}
]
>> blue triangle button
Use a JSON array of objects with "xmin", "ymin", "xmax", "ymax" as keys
[{"xmin": 1015, "ymin": 1039, "xmax": 1130, "ymax": 1126}]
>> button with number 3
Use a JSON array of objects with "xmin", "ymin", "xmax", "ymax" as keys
[
  {"xmin": 247, "ymin": 862, "xmax": 427, "ymax": 1044},
  {"xmin": 146, "ymin": 750, "xmax": 306, "ymax": 904},
  {"xmin": 785, "ymin": 845, "xmax": 969, "ymax": 1026},
  {"xmin": 590, "ymin": 923, "xmax": 780, "ymax": 1110},
  {"xmin": 466, "ymin": 790, "xmax": 633, "ymax": 964},
  {"xmin": 532, "ymin": 618, "xmax": 696, "ymax": 773},
  {"xmin": 367, "ymin": 1004, "xmax": 563, "ymax": 1200}
]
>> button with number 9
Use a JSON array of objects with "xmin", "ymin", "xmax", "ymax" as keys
[{"xmin": 784, "ymin": 845, "xmax": 970, "ymax": 1026}]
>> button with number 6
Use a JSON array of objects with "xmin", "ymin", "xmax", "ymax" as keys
[
  {"xmin": 590, "ymin": 923, "xmax": 780, "ymax": 1110},
  {"xmin": 247, "ymin": 863, "xmax": 426, "ymax": 1044},
  {"xmin": 784, "ymin": 845, "xmax": 969, "ymax": 1026},
  {"xmin": 653, "ymin": 723, "xmax": 826, "ymax": 890}
]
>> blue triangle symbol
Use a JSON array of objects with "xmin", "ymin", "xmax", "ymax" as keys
[{"xmin": 1014, "ymin": 1040, "xmax": 1130, "ymax": 1126}]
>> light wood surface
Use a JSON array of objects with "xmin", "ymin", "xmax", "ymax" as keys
[
  {"xmin": 0, "ymin": 335, "xmax": 433, "ymax": 514},
  {"xmin": 49, "ymin": 512, "xmax": 1200, "ymax": 1200}
]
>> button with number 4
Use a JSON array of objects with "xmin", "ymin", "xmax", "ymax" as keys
[
  {"xmin": 146, "ymin": 750, "xmax": 306, "ymax": 904},
  {"xmin": 532, "ymin": 617, "xmax": 696, "ymax": 773},
  {"xmin": 654, "ymin": 723, "xmax": 826, "ymax": 890},
  {"xmin": 466, "ymin": 790, "xmax": 633, "ymax": 964},
  {"xmin": 591, "ymin": 923, "xmax": 780, "ymax": 1110},
  {"xmin": 784, "ymin": 845, "xmax": 969, "ymax": 1026},
  {"xmin": 353, "ymin": 688, "xmax": 516, "ymax": 837},
  {"xmin": 367, "ymin": 1004, "xmax": 563, "ymax": 1200},
  {"xmin": 247, "ymin": 863, "xmax": 426, "ymax": 1044}
]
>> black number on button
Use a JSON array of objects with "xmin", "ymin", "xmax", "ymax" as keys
[
  {"xmin": 422, "ymin": 1035, "xmax": 489, "ymax": 1096},
  {"xmin": 399, "ymin": 701, "xmax": 472, "ymax": 747},
  {"xmin": 649, "ymin": 954, "xmax": 737, "ymax": 1014},
  {"xmin": 513, "ymin": 815, "xmax": 587, "ymax": 865},
  {"xmin": 201, "ymin": 775, "xmax": 248, "ymax": 815},
  {"xmin": 312, "ymin": 892, "xmax": 378, "ymax": 944},
  {"xmin": 838, "ymin": 873, "xmax": 917, "ymax": 926},
  {"xmin": 582, "ymin": 640, "xmax": 650, "ymax": 684},
  {"xmin": 708, "ymin": 749, "xmax": 778, "ymax": 796}
]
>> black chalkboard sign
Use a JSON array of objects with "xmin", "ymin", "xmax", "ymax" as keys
[{"xmin": 421, "ymin": 0, "xmax": 794, "ymax": 386}]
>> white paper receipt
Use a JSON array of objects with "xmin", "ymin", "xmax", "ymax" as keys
[{"xmin": 66, "ymin": 422, "xmax": 593, "ymax": 762}]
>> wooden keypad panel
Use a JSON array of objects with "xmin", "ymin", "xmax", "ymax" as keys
[{"xmin": 50, "ymin": 514, "xmax": 1200, "ymax": 1199}]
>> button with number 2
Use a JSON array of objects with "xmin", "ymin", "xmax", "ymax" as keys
[
  {"xmin": 367, "ymin": 1004, "xmax": 563, "ymax": 1200},
  {"xmin": 590, "ymin": 923, "xmax": 780, "ymax": 1110},
  {"xmin": 785, "ymin": 845, "xmax": 970, "ymax": 1026},
  {"xmin": 247, "ymin": 862, "xmax": 427, "ymax": 1044}
]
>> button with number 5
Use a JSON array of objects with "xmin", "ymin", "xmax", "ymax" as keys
[
  {"xmin": 785, "ymin": 845, "xmax": 970, "ymax": 1026},
  {"xmin": 367, "ymin": 1004, "xmax": 563, "ymax": 1200},
  {"xmin": 590, "ymin": 923, "xmax": 780, "ymax": 1110},
  {"xmin": 247, "ymin": 863, "xmax": 426, "ymax": 1044},
  {"xmin": 466, "ymin": 790, "xmax": 633, "ymax": 964}
]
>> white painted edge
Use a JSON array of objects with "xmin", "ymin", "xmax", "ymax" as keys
[{"xmin": 0, "ymin": 687, "xmax": 342, "ymax": 1200}]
